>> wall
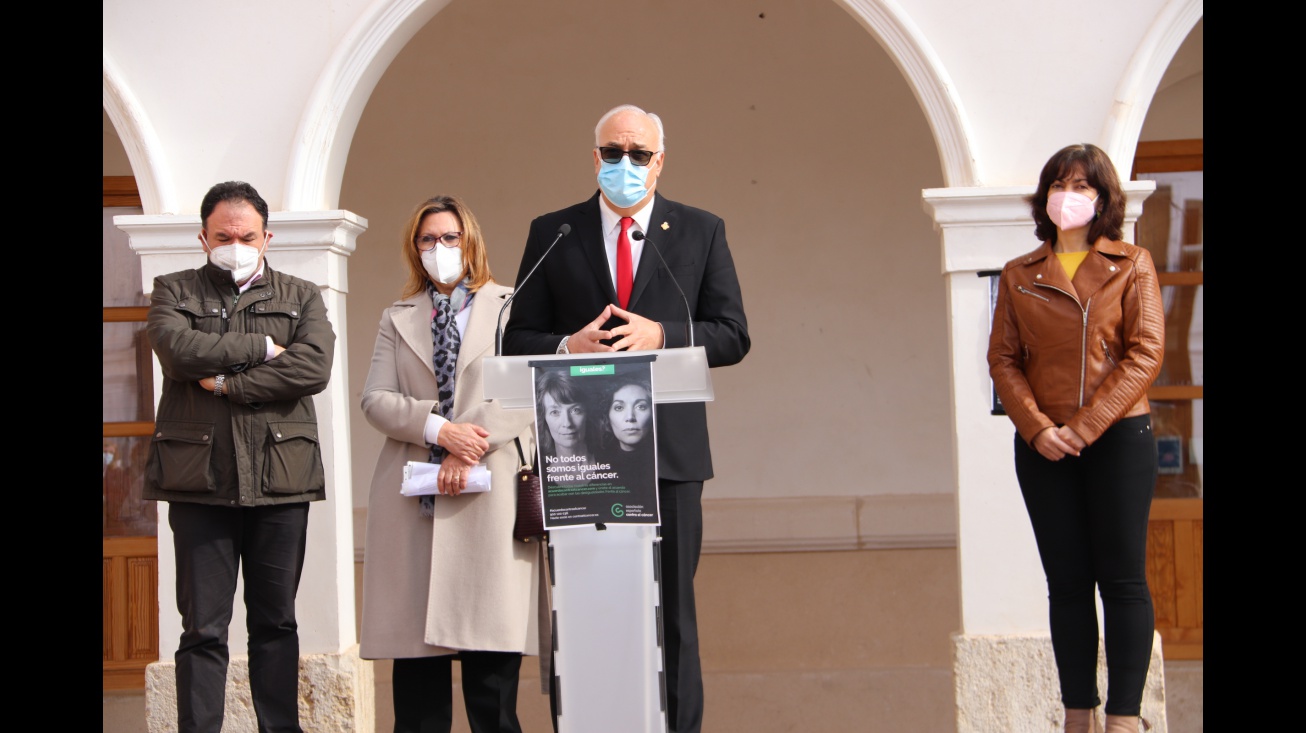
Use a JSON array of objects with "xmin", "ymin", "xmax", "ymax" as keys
[
  {"xmin": 1140, "ymin": 18, "xmax": 1203, "ymax": 142},
  {"xmin": 104, "ymin": 109, "xmax": 133, "ymax": 176}
]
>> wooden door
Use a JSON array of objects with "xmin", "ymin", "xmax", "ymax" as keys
[
  {"xmin": 1133, "ymin": 140, "xmax": 1203, "ymax": 660},
  {"xmin": 103, "ymin": 175, "xmax": 160, "ymax": 689}
]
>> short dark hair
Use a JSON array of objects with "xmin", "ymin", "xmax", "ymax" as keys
[
  {"xmin": 200, "ymin": 181, "xmax": 269, "ymax": 231},
  {"xmin": 1027, "ymin": 143, "xmax": 1125, "ymax": 245},
  {"xmin": 604, "ymin": 374, "xmax": 651, "ymax": 409}
]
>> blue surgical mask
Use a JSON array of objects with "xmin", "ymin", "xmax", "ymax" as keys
[{"xmin": 598, "ymin": 156, "xmax": 653, "ymax": 208}]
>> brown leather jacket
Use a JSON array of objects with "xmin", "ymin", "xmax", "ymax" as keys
[{"xmin": 987, "ymin": 238, "xmax": 1165, "ymax": 446}]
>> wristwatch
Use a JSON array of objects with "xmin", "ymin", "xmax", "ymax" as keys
[
  {"xmin": 213, "ymin": 374, "xmax": 226, "ymax": 397},
  {"xmin": 556, "ymin": 335, "xmax": 570, "ymax": 354}
]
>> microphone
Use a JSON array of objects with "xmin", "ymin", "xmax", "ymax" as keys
[
  {"xmin": 630, "ymin": 229, "xmax": 694, "ymax": 348},
  {"xmin": 497, "ymin": 223, "xmax": 571, "ymax": 356}
]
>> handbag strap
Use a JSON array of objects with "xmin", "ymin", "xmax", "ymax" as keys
[{"xmin": 514, "ymin": 436, "xmax": 532, "ymax": 470}]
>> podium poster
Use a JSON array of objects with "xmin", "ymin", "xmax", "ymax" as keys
[{"xmin": 531, "ymin": 356, "xmax": 660, "ymax": 528}]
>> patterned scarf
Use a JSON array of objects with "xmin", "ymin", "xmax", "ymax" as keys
[{"xmin": 421, "ymin": 279, "xmax": 474, "ymax": 517}]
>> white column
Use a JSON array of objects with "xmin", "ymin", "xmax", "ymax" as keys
[
  {"xmin": 922, "ymin": 184, "xmax": 1169, "ymax": 732},
  {"xmin": 119, "ymin": 209, "xmax": 374, "ymax": 733}
]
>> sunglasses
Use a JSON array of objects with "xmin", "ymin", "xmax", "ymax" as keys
[{"xmin": 597, "ymin": 146, "xmax": 660, "ymax": 167}]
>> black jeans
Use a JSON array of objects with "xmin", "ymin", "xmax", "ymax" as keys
[
  {"xmin": 169, "ymin": 502, "xmax": 310, "ymax": 733},
  {"xmin": 1015, "ymin": 414, "xmax": 1156, "ymax": 716},
  {"xmin": 392, "ymin": 653, "xmax": 523, "ymax": 733}
]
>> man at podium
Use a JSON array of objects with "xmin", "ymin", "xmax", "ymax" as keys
[{"xmin": 503, "ymin": 103, "xmax": 749, "ymax": 733}]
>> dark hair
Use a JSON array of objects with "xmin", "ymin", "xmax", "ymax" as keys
[
  {"xmin": 535, "ymin": 371, "xmax": 593, "ymax": 456},
  {"xmin": 200, "ymin": 181, "xmax": 269, "ymax": 230},
  {"xmin": 399, "ymin": 195, "xmax": 494, "ymax": 299},
  {"xmin": 1027, "ymin": 143, "xmax": 1125, "ymax": 245},
  {"xmin": 600, "ymin": 375, "xmax": 652, "ymax": 451}
]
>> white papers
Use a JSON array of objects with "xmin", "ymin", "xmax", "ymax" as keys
[{"xmin": 401, "ymin": 461, "xmax": 492, "ymax": 496}]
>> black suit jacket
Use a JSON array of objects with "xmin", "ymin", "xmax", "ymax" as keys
[{"xmin": 503, "ymin": 191, "xmax": 750, "ymax": 482}]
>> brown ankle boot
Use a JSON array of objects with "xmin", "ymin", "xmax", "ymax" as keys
[
  {"xmin": 1104, "ymin": 714, "xmax": 1151, "ymax": 732},
  {"xmin": 1064, "ymin": 708, "xmax": 1095, "ymax": 733}
]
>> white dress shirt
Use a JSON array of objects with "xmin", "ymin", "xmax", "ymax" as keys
[{"xmin": 598, "ymin": 194, "xmax": 657, "ymax": 289}]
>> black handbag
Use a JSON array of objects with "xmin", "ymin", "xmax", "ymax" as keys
[{"xmin": 513, "ymin": 437, "xmax": 546, "ymax": 543}]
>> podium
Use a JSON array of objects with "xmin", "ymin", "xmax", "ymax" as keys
[{"xmin": 483, "ymin": 347, "xmax": 713, "ymax": 733}]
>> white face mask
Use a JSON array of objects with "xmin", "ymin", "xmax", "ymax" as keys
[
  {"xmin": 204, "ymin": 233, "xmax": 267, "ymax": 284},
  {"xmin": 421, "ymin": 245, "xmax": 465, "ymax": 285}
]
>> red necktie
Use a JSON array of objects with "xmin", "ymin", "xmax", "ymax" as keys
[{"xmin": 617, "ymin": 216, "xmax": 634, "ymax": 309}]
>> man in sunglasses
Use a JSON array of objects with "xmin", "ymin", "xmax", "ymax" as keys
[{"xmin": 503, "ymin": 104, "xmax": 750, "ymax": 733}]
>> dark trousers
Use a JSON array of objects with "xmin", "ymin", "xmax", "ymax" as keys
[
  {"xmin": 658, "ymin": 479, "xmax": 704, "ymax": 733},
  {"xmin": 392, "ymin": 653, "xmax": 524, "ymax": 733},
  {"xmin": 1014, "ymin": 415, "xmax": 1156, "ymax": 716},
  {"xmin": 169, "ymin": 502, "xmax": 310, "ymax": 733}
]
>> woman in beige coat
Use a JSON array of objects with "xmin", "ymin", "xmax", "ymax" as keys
[{"xmin": 359, "ymin": 195, "xmax": 539, "ymax": 733}]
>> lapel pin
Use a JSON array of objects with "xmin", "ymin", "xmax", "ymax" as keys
[{"xmin": 660, "ymin": 221, "xmax": 670, "ymax": 231}]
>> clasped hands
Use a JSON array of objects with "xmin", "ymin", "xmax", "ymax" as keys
[
  {"xmin": 436, "ymin": 422, "xmax": 490, "ymax": 496},
  {"xmin": 1032, "ymin": 425, "xmax": 1088, "ymax": 461},
  {"xmin": 566, "ymin": 304, "xmax": 664, "ymax": 353}
]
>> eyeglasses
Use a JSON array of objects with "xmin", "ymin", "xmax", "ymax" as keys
[
  {"xmin": 415, "ymin": 232, "xmax": 462, "ymax": 251},
  {"xmin": 597, "ymin": 147, "xmax": 660, "ymax": 167}
]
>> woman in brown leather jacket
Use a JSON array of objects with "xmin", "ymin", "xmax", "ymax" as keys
[{"xmin": 988, "ymin": 144, "xmax": 1165, "ymax": 733}]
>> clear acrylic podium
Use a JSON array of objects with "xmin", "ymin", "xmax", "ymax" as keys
[{"xmin": 483, "ymin": 347, "xmax": 713, "ymax": 733}]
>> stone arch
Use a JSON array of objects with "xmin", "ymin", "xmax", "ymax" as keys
[
  {"xmin": 102, "ymin": 50, "xmax": 177, "ymax": 215},
  {"xmin": 836, "ymin": 0, "xmax": 979, "ymax": 187},
  {"xmin": 284, "ymin": 0, "xmax": 1208, "ymax": 200},
  {"xmin": 283, "ymin": 0, "xmax": 454, "ymax": 211},
  {"xmin": 287, "ymin": 0, "xmax": 977, "ymax": 205},
  {"xmin": 1101, "ymin": 0, "xmax": 1203, "ymax": 175}
]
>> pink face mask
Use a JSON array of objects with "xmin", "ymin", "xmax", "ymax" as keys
[{"xmin": 1046, "ymin": 191, "xmax": 1098, "ymax": 231}]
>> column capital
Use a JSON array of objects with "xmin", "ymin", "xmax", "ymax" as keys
[
  {"xmin": 115, "ymin": 209, "xmax": 368, "ymax": 294},
  {"xmin": 920, "ymin": 182, "xmax": 1155, "ymax": 274}
]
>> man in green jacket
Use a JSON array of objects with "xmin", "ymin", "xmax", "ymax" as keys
[{"xmin": 145, "ymin": 181, "xmax": 335, "ymax": 733}]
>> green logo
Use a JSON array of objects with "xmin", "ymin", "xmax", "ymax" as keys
[
  {"xmin": 571, "ymin": 364, "xmax": 615, "ymax": 376},
  {"xmin": 610, "ymin": 503, "xmax": 625, "ymax": 517}
]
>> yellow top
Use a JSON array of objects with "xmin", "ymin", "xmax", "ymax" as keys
[{"xmin": 1057, "ymin": 250, "xmax": 1090, "ymax": 280}]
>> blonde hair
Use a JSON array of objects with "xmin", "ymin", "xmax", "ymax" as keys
[{"xmin": 399, "ymin": 195, "xmax": 493, "ymax": 299}]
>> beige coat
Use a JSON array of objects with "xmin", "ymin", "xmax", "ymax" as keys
[{"xmin": 358, "ymin": 282, "xmax": 539, "ymax": 659}]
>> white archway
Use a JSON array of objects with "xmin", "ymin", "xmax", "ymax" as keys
[
  {"xmin": 285, "ymin": 0, "xmax": 975, "ymax": 205},
  {"xmin": 836, "ymin": 0, "xmax": 979, "ymax": 187},
  {"xmin": 283, "ymin": 0, "xmax": 453, "ymax": 211},
  {"xmin": 1101, "ymin": 0, "xmax": 1203, "ymax": 174},
  {"xmin": 103, "ymin": 50, "xmax": 177, "ymax": 215},
  {"xmin": 109, "ymin": 0, "xmax": 1200, "ymax": 219}
]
